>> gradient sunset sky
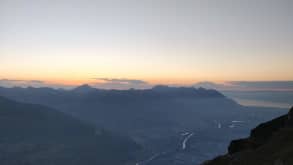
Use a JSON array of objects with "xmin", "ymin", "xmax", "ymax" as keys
[{"xmin": 1, "ymin": 0, "xmax": 293, "ymax": 87}]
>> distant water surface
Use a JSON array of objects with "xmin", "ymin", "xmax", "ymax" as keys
[{"xmin": 222, "ymin": 91, "xmax": 293, "ymax": 109}]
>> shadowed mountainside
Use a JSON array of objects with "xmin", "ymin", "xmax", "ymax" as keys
[
  {"xmin": 202, "ymin": 106, "xmax": 293, "ymax": 165},
  {"xmin": 0, "ymin": 96, "xmax": 139, "ymax": 165}
]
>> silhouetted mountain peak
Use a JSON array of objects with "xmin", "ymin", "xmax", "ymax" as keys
[
  {"xmin": 151, "ymin": 85, "xmax": 224, "ymax": 98},
  {"xmin": 152, "ymin": 85, "xmax": 198, "ymax": 91},
  {"xmin": 151, "ymin": 85, "xmax": 172, "ymax": 91},
  {"xmin": 72, "ymin": 84, "xmax": 96, "ymax": 93}
]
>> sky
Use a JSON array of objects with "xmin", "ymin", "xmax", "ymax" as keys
[{"xmin": 0, "ymin": 0, "xmax": 293, "ymax": 88}]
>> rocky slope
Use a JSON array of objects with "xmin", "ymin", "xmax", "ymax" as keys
[{"xmin": 202, "ymin": 106, "xmax": 293, "ymax": 165}]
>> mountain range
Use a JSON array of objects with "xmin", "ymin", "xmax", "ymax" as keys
[{"xmin": 0, "ymin": 85, "xmax": 287, "ymax": 165}]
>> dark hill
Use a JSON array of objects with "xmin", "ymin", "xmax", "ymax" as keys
[
  {"xmin": 72, "ymin": 84, "xmax": 97, "ymax": 94},
  {"xmin": 202, "ymin": 106, "xmax": 293, "ymax": 165},
  {"xmin": 0, "ymin": 96, "xmax": 139, "ymax": 165}
]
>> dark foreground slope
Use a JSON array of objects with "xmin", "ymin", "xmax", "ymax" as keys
[
  {"xmin": 0, "ymin": 96, "xmax": 139, "ymax": 165},
  {"xmin": 202, "ymin": 106, "xmax": 293, "ymax": 165}
]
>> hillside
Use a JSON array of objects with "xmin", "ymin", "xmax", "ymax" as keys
[
  {"xmin": 0, "ymin": 86, "xmax": 286, "ymax": 165},
  {"xmin": 0, "ymin": 96, "xmax": 139, "ymax": 165},
  {"xmin": 0, "ymin": 85, "xmax": 239, "ymax": 135},
  {"xmin": 202, "ymin": 106, "xmax": 293, "ymax": 165}
]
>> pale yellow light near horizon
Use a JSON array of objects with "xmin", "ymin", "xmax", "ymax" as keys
[{"xmin": 1, "ymin": 44, "xmax": 293, "ymax": 86}]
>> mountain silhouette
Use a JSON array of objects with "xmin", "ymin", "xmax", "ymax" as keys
[
  {"xmin": 72, "ymin": 84, "xmax": 97, "ymax": 94},
  {"xmin": 0, "ymin": 96, "xmax": 139, "ymax": 165},
  {"xmin": 202, "ymin": 107, "xmax": 293, "ymax": 165}
]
